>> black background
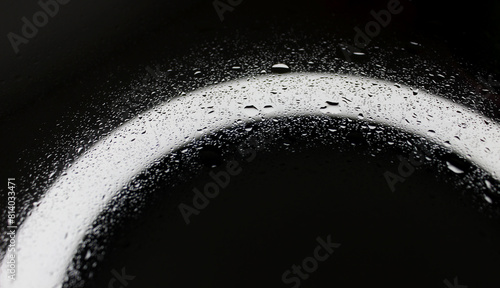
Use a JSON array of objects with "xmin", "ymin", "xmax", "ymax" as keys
[{"xmin": 1, "ymin": 0, "xmax": 500, "ymax": 287}]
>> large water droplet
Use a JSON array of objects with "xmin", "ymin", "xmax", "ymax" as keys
[
  {"xmin": 320, "ymin": 101, "xmax": 339, "ymax": 114},
  {"xmin": 243, "ymin": 105, "xmax": 260, "ymax": 117},
  {"xmin": 263, "ymin": 105, "xmax": 275, "ymax": 113},
  {"xmin": 271, "ymin": 63, "xmax": 290, "ymax": 74}
]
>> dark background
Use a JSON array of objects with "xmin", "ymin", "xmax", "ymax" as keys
[{"xmin": 1, "ymin": 0, "xmax": 500, "ymax": 287}]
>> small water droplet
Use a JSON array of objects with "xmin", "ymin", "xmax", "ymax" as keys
[
  {"xmin": 484, "ymin": 194, "xmax": 493, "ymax": 204},
  {"xmin": 446, "ymin": 161, "xmax": 464, "ymax": 174},
  {"xmin": 485, "ymin": 179, "xmax": 492, "ymax": 190},
  {"xmin": 129, "ymin": 182, "xmax": 141, "ymax": 191}
]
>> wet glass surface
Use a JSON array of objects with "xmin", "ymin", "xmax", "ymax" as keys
[{"xmin": 1, "ymin": 1, "xmax": 500, "ymax": 287}]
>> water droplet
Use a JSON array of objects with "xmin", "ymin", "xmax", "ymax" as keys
[
  {"xmin": 243, "ymin": 105, "xmax": 260, "ymax": 117},
  {"xmin": 427, "ymin": 130, "xmax": 436, "ymax": 136},
  {"xmin": 271, "ymin": 63, "xmax": 290, "ymax": 74},
  {"xmin": 485, "ymin": 179, "xmax": 492, "ymax": 190},
  {"xmin": 263, "ymin": 105, "xmax": 274, "ymax": 113},
  {"xmin": 484, "ymin": 194, "xmax": 493, "ymax": 204},
  {"xmin": 85, "ymin": 250, "xmax": 91, "ymax": 260},
  {"xmin": 129, "ymin": 182, "xmax": 142, "ymax": 191},
  {"xmin": 320, "ymin": 101, "xmax": 340, "ymax": 114},
  {"xmin": 326, "ymin": 101, "xmax": 339, "ymax": 106},
  {"xmin": 446, "ymin": 161, "xmax": 464, "ymax": 174}
]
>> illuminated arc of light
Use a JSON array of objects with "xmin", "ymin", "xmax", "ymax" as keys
[{"xmin": 1, "ymin": 73, "xmax": 499, "ymax": 288}]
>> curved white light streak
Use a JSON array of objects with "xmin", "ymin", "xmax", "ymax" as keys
[{"xmin": 1, "ymin": 73, "xmax": 499, "ymax": 288}]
